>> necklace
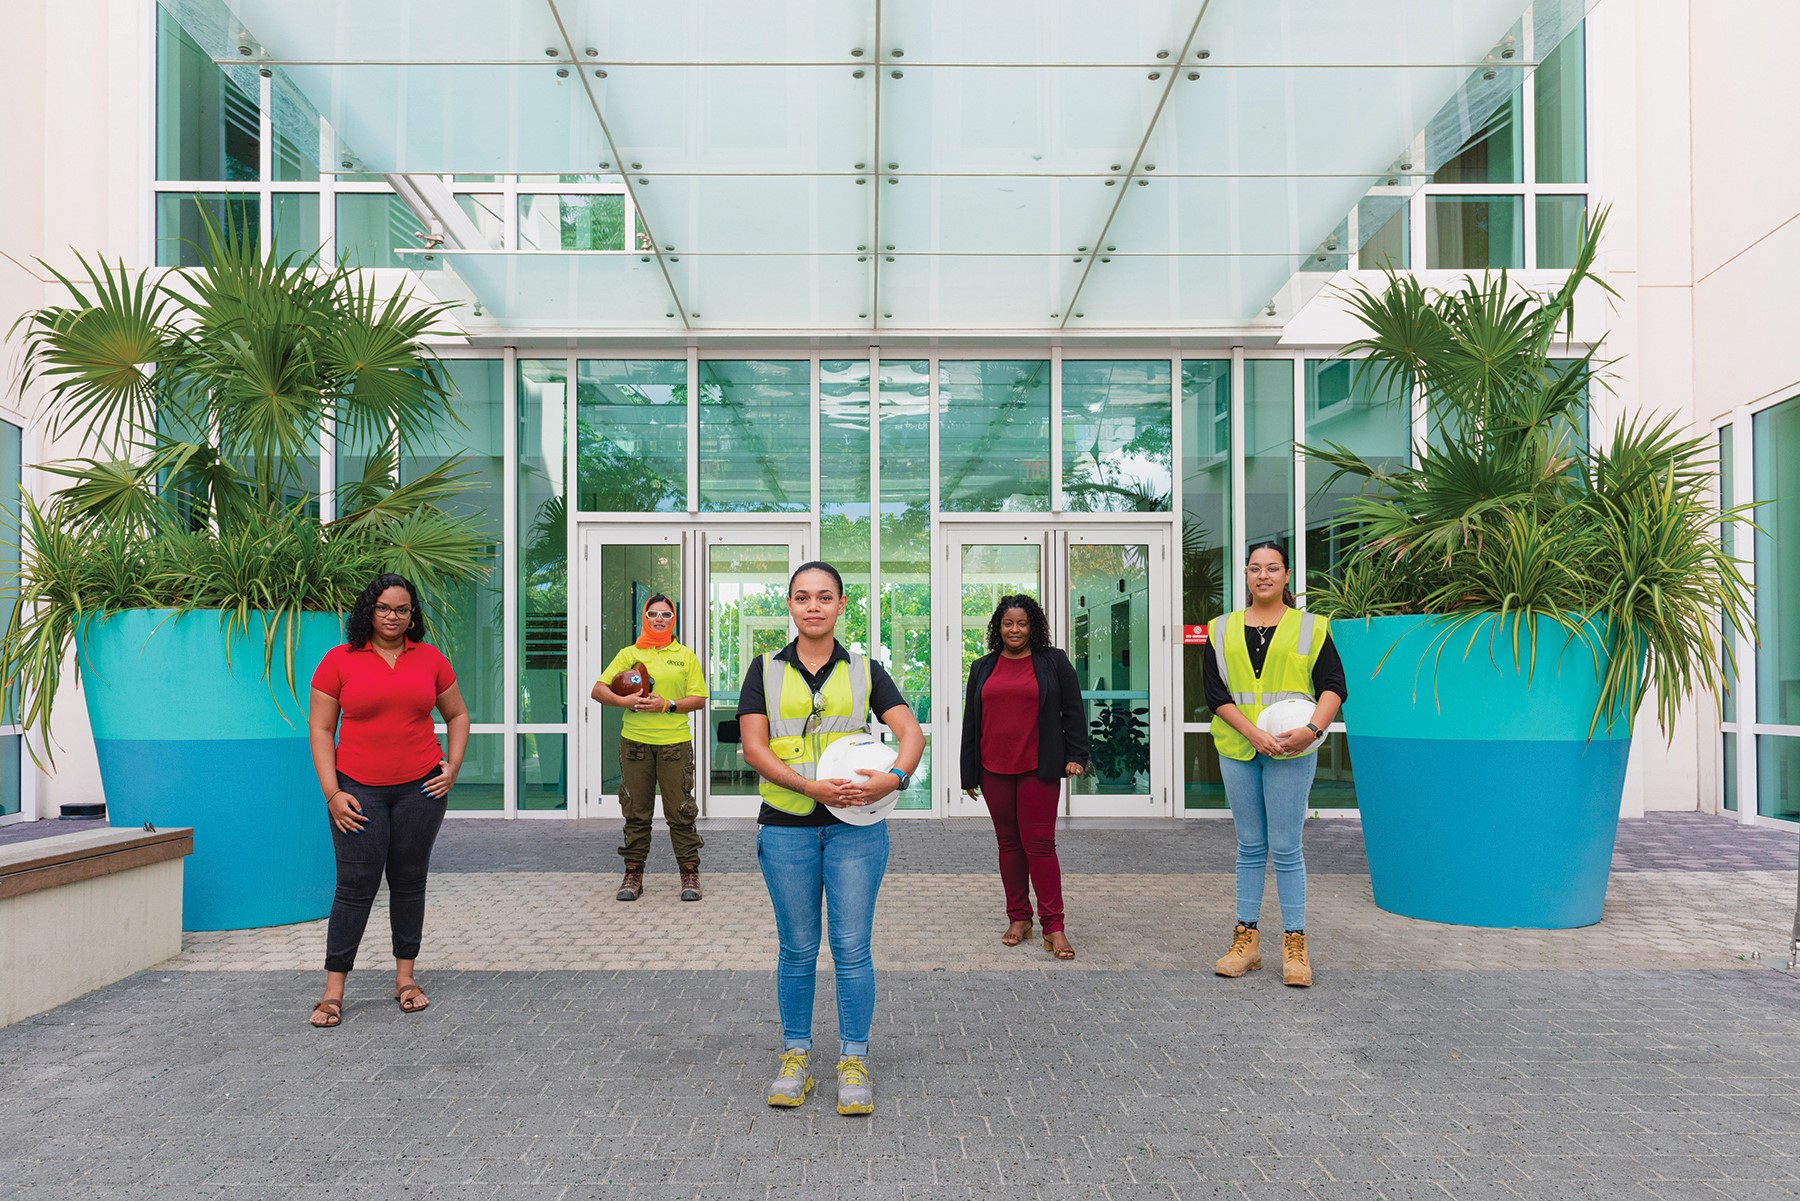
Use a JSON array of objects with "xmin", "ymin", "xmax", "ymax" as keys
[{"xmin": 1247, "ymin": 624, "xmax": 1273, "ymax": 657}]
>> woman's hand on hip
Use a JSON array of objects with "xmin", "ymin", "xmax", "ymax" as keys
[
  {"xmin": 421, "ymin": 759, "xmax": 458, "ymax": 800},
  {"xmin": 328, "ymin": 790, "xmax": 367, "ymax": 834},
  {"xmin": 1064, "ymin": 761, "xmax": 1084, "ymax": 778}
]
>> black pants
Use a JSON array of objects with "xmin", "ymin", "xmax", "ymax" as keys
[{"xmin": 324, "ymin": 771, "xmax": 448, "ymax": 973}]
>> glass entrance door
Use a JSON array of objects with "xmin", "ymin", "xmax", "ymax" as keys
[
  {"xmin": 941, "ymin": 524, "xmax": 1171, "ymax": 817},
  {"xmin": 575, "ymin": 523, "xmax": 808, "ymax": 819}
]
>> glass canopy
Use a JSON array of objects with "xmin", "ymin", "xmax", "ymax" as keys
[{"xmin": 184, "ymin": 0, "xmax": 1569, "ymax": 334}]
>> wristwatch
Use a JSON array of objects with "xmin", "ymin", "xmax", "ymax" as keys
[
  {"xmin": 1305, "ymin": 722, "xmax": 1323, "ymax": 737},
  {"xmin": 886, "ymin": 767, "xmax": 909, "ymax": 791}
]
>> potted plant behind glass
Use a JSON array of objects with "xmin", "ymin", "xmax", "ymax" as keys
[
  {"xmin": 1307, "ymin": 211, "xmax": 1752, "ymax": 928},
  {"xmin": 5, "ymin": 213, "xmax": 488, "ymax": 930}
]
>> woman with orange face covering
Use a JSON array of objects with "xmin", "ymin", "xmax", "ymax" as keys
[{"xmin": 591, "ymin": 594, "xmax": 709, "ymax": 902}]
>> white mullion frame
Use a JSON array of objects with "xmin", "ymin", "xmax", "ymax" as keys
[
  {"xmin": 501, "ymin": 345, "xmax": 520, "ymax": 819},
  {"xmin": 1291, "ymin": 354, "xmax": 1307, "ymax": 604},
  {"xmin": 562, "ymin": 352, "xmax": 581, "ymax": 817},
  {"xmin": 1730, "ymin": 407, "xmax": 1758, "ymax": 826},
  {"xmin": 257, "ymin": 71, "xmax": 273, "ymax": 256},
  {"xmin": 1228, "ymin": 347, "xmax": 1246, "ymax": 611},
  {"xmin": 928, "ymin": 353, "xmax": 943, "ymax": 814},
  {"xmin": 686, "ymin": 347, "xmax": 700, "ymax": 512},
  {"xmin": 1049, "ymin": 346, "xmax": 1065, "ymax": 511},
  {"xmin": 868, "ymin": 347, "xmax": 882, "ymax": 685},
  {"xmin": 1167, "ymin": 352, "xmax": 1185, "ymax": 813}
]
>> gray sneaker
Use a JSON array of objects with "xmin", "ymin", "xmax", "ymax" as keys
[
  {"xmin": 765, "ymin": 1049, "xmax": 812, "ymax": 1107},
  {"xmin": 836, "ymin": 1055, "xmax": 874, "ymax": 1115}
]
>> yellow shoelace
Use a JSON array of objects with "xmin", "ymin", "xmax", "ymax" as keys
[
  {"xmin": 839, "ymin": 1057, "xmax": 869, "ymax": 1087},
  {"xmin": 777, "ymin": 1050, "xmax": 808, "ymax": 1078}
]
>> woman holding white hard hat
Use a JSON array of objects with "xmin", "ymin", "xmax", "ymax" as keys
[
  {"xmin": 1203, "ymin": 542, "xmax": 1347, "ymax": 988},
  {"xmin": 738, "ymin": 561, "xmax": 924, "ymax": 1117}
]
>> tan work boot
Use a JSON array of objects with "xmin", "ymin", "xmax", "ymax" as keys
[
  {"xmin": 616, "ymin": 862, "xmax": 644, "ymax": 902},
  {"xmin": 1282, "ymin": 930, "xmax": 1313, "ymax": 987},
  {"xmin": 679, "ymin": 861, "xmax": 702, "ymax": 902},
  {"xmin": 1213, "ymin": 923, "xmax": 1261, "ymax": 977}
]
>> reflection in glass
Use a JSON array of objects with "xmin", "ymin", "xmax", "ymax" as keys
[
  {"xmin": 272, "ymin": 193, "xmax": 321, "ymax": 258},
  {"xmin": 1431, "ymin": 86, "xmax": 1522, "ymax": 184},
  {"xmin": 1358, "ymin": 198, "xmax": 1409, "ymax": 270},
  {"xmin": 1304, "ymin": 359, "xmax": 1409, "ymax": 596},
  {"xmin": 1719, "ymin": 425, "xmax": 1737, "ymax": 725},
  {"xmin": 958, "ymin": 544, "xmax": 1042, "ymax": 689},
  {"xmin": 1183, "ymin": 732, "xmax": 1226, "ymax": 810},
  {"xmin": 1753, "ymin": 396, "xmax": 1799, "ymax": 728},
  {"xmin": 0, "ymin": 422, "xmax": 17, "ymax": 732},
  {"xmin": 698, "ymin": 361, "xmax": 811, "ymax": 513},
  {"xmin": 1310, "ymin": 735, "xmax": 1359, "ymax": 809},
  {"xmin": 156, "ymin": 193, "xmax": 258, "ymax": 267},
  {"xmin": 1245, "ymin": 360, "xmax": 1295, "ymax": 554},
  {"xmin": 455, "ymin": 194, "xmax": 507, "ymax": 249},
  {"xmin": 577, "ymin": 361, "xmax": 686, "ymax": 512},
  {"xmin": 336, "ymin": 193, "xmax": 418, "ymax": 269},
  {"xmin": 1426, "ymin": 196, "xmax": 1523, "ymax": 269},
  {"xmin": 270, "ymin": 79, "xmax": 321, "ymax": 182},
  {"xmin": 519, "ymin": 361, "xmax": 568, "ymax": 725},
  {"xmin": 1722, "ymin": 732, "xmax": 1737, "ymax": 812},
  {"xmin": 519, "ymin": 194, "xmax": 626, "ymax": 250},
  {"xmin": 446, "ymin": 733, "xmax": 505, "ymax": 812},
  {"xmin": 939, "ymin": 361, "xmax": 1051, "ymax": 512},
  {"xmin": 1536, "ymin": 195, "xmax": 1586, "ymax": 269},
  {"xmin": 156, "ymin": 8, "xmax": 259, "ymax": 182},
  {"xmin": 880, "ymin": 361, "xmax": 934, "ymax": 761},
  {"xmin": 1758, "ymin": 736, "xmax": 1800, "ymax": 823},
  {"xmin": 821, "ymin": 360, "xmax": 872, "ymax": 657},
  {"xmin": 1062, "ymin": 361, "xmax": 1173, "ymax": 513},
  {"xmin": 1181, "ymin": 360, "xmax": 1231, "ymax": 722},
  {"xmin": 597, "ymin": 543, "xmax": 683, "ymax": 796},
  {"xmin": 403, "ymin": 361, "xmax": 504, "ymax": 724},
  {"xmin": 1070, "ymin": 543, "xmax": 1151, "ymax": 796},
  {"xmin": 1535, "ymin": 24, "xmax": 1587, "ymax": 184},
  {"xmin": 519, "ymin": 733, "xmax": 568, "ymax": 811},
  {"xmin": 708, "ymin": 545, "xmax": 793, "ymax": 798}
]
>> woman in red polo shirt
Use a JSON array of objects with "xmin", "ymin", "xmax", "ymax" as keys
[
  {"xmin": 304, "ymin": 573, "xmax": 470, "ymax": 1028},
  {"xmin": 960, "ymin": 594, "xmax": 1089, "ymax": 961}
]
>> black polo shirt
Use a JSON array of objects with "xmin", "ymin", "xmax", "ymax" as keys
[{"xmin": 738, "ymin": 639, "xmax": 907, "ymax": 827}]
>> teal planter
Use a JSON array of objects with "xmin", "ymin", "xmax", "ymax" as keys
[
  {"xmin": 1332, "ymin": 614, "xmax": 1633, "ymax": 929},
  {"xmin": 78, "ymin": 609, "xmax": 343, "ymax": 931}
]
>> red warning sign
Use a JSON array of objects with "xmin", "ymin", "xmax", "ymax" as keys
[{"xmin": 1183, "ymin": 625, "xmax": 1208, "ymax": 646}]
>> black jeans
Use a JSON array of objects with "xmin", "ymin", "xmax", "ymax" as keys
[{"xmin": 324, "ymin": 771, "xmax": 448, "ymax": 973}]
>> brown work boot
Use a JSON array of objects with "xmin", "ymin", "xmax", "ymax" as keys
[
  {"xmin": 679, "ymin": 861, "xmax": 702, "ymax": 902},
  {"xmin": 1281, "ymin": 931, "xmax": 1313, "ymax": 988},
  {"xmin": 1213, "ymin": 923, "xmax": 1262, "ymax": 977},
  {"xmin": 616, "ymin": 862, "xmax": 644, "ymax": 902}
]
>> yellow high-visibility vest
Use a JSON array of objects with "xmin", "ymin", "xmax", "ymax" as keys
[
  {"xmin": 1207, "ymin": 608, "xmax": 1328, "ymax": 762},
  {"xmin": 758, "ymin": 652, "xmax": 872, "ymax": 815}
]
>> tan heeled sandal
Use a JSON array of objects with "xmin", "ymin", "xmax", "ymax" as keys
[
  {"xmin": 1000, "ymin": 920, "xmax": 1032, "ymax": 947},
  {"xmin": 1043, "ymin": 933, "xmax": 1076, "ymax": 960}
]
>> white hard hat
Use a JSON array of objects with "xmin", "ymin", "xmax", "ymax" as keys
[
  {"xmin": 1256, "ymin": 698, "xmax": 1326, "ymax": 756},
  {"xmin": 814, "ymin": 735, "xmax": 901, "ymax": 826}
]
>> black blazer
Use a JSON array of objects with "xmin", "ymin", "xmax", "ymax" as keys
[{"xmin": 961, "ymin": 647, "xmax": 1090, "ymax": 786}]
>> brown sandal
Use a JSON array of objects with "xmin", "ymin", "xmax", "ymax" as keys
[
  {"xmin": 1044, "ymin": 933, "xmax": 1076, "ymax": 961},
  {"xmin": 1000, "ymin": 921, "xmax": 1032, "ymax": 947},
  {"xmin": 309, "ymin": 999, "xmax": 342, "ymax": 1028},
  {"xmin": 395, "ymin": 983, "xmax": 429, "ymax": 1013}
]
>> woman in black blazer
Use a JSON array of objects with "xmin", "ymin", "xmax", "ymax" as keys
[{"xmin": 961, "ymin": 594, "xmax": 1089, "ymax": 960}]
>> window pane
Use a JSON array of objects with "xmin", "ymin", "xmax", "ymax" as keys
[
  {"xmin": 1311, "ymin": 735, "xmax": 1359, "ymax": 809},
  {"xmin": 697, "ymin": 361, "xmax": 810, "ymax": 513},
  {"xmin": 879, "ymin": 360, "xmax": 932, "ymax": 724},
  {"xmin": 1753, "ymin": 396, "xmax": 1800, "ymax": 726},
  {"xmin": 1062, "ymin": 360, "xmax": 1173, "ymax": 512},
  {"xmin": 0, "ymin": 421, "xmax": 17, "ymax": 731},
  {"xmin": 939, "ymin": 361, "xmax": 1051, "ymax": 512},
  {"xmin": 270, "ymin": 80, "xmax": 321, "ymax": 181},
  {"xmin": 518, "ymin": 194, "xmax": 626, "ymax": 250},
  {"xmin": 1304, "ymin": 359, "xmax": 1410, "ymax": 593},
  {"xmin": 821, "ymin": 360, "xmax": 872, "ymax": 656},
  {"xmin": 1720, "ymin": 425, "xmax": 1737, "ymax": 725},
  {"xmin": 155, "ymin": 193, "xmax": 258, "ymax": 267},
  {"xmin": 1070, "ymin": 543, "xmax": 1152, "ymax": 797},
  {"xmin": 1426, "ymin": 195, "xmax": 1523, "ymax": 269},
  {"xmin": 1757, "ymin": 736, "xmax": 1800, "ymax": 823},
  {"xmin": 455, "ymin": 194, "xmax": 507, "ymax": 249},
  {"xmin": 1534, "ymin": 24, "xmax": 1587, "ymax": 184},
  {"xmin": 1181, "ymin": 360, "xmax": 1230, "ymax": 722},
  {"xmin": 1431, "ymin": 89, "xmax": 1522, "ymax": 184},
  {"xmin": 520, "ymin": 359, "xmax": 568, "ymax": 725},
  {"xmin": 1358, "ymin": 197, "xmax": 1409, "ymax": 270},
  {"xmin": 1183, "ymin": 732, "xmax": 1226, "ymax": 809},
  {"xmin": 1722, "ymin": 732, "xmax": 1737, "ymax": 812},
  {"xmin": 156, "ymin": 8, "xmax": 259, "ymax": 182},
  {"xmin": 446, "ymin": 733, "xmax": 505, "ymax": 812},
  {"xmin": 1245, "ymin": 360, "xmax": 1295, "ymax": 553},
  {"xmin": 519, "ymin": 733, "xmax": 568, "ymax": 812},
  {"xmin": 1536, "ymin": 196, "xmax": 1586, "ymax": 269},
  {"xmin": 597, "ymin": 544, "xmax": 684, "ymax": 799},
  {"xmin": 576, "ymin": 360, "xmax": 686, "ymax": 512},
  {"xmin": 403, "ymin": 360, "xmax": 503, "ymax": 725},
  {"xmin": 271, "ymin": 193, "xmax": 320, "ymax": 260},
  {"xmin": 335, "ymin": 193, "xmax": 417, "ymax": 269}
]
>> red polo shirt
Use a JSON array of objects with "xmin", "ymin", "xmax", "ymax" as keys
[{"xmin": 311, "ymin": 641, "xmax": 457, "ymax": 785}]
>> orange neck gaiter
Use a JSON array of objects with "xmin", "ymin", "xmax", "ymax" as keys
[{"xmin": 635, "ymin": 602, "xmax": 674, "ymax": 650}]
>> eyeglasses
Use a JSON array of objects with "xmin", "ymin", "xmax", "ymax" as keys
[
  {"xmin": 1246, "ymin": 567, "xmax": 1285, "ymax": 577},
  {"xmin": 804, "ymin": 691, "xmax": 825, "ymax": 737},
  {"xmin": 375, "ymin": 604, "xmax": 414, "ymax": 618}
]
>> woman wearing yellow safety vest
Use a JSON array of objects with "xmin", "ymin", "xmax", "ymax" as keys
[
  {"xmin": 1203, "ymin": 542, "xmax": 1348, "ymax": 988},
  {"xmin": 738, "ymin": 561, "xmax": 925, "ymax": 1117}
]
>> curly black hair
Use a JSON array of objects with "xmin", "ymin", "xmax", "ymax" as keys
[
  {"xmin": 985, "ymin": 593, "xmax": 1051, "ymax": 654},
  {"xmin": 346, "ymin": 573, "xmax": 425, "ymax": 648}
]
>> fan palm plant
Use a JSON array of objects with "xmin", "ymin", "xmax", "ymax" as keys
[
  {"xmin": 4, "ymin": 211, "xmax": 488, "ymax": 753},
  {"xmin": 1305, "ymin": 208, "xmax": 1752, "ymax": 735}
]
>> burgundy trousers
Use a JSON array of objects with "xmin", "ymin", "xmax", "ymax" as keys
[{"xmin": 981, "ymin": 769, "xmax": 1065, "ymax": 933}]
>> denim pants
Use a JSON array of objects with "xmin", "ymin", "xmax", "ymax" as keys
[
  {"xmin": 756, "ymin": 821, "xmax": 889, "ymax": 1057},
  {"xmin": 1219, "ymin": 752, "xmax": 1318, "ymax": 932},
  {"xmin": 324, "ymin": 771, "xmax": 448, "ymax": 973}
]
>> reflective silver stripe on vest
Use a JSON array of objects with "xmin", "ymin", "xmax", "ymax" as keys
[
  {"xmin": 1228, "ymin": 691, "xmax": 1258, "ymax": 707},
  {"xmin": 1296, "ymin": 611, "xmax": 1318, "ymax": 657},
  {"xmin": 1210, "ymin": 619, "xmax": 1232, "ymax": 693},
  {"xmin": 1260, "ymin": 690, "xmax": 1315, "ymax": 704},
  {"xmin": 763, "ymin": 653, "xmax": 871, "ymax": 743}
]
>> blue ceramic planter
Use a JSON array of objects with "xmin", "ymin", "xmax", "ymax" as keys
[
  {"xmin": 1332, "ymin": 614, "xmax": 1633, "ymax": 929},
  {"xmin": 78, "ymin": 609, "xmax": 343, "ymax": 931}
]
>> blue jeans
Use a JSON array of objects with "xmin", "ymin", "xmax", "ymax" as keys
[
  {"xmin": 756, "ymin": 821, "xmax": 889, "ymax": 1058},
  {"xmin": 1219, "ymin": 752, "xmax": 1318, "ymax": 931}
]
